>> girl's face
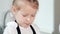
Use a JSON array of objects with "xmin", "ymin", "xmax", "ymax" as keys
[{"xmin": 12, "ymin": 1, "xmax": 38, "ymax": 28}]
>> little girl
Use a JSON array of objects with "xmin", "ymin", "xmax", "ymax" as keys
[{"xmin": 3, "ymin": 0, "xmax": 40, "ymax": 34}]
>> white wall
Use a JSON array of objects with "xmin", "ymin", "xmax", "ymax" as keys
[
  {"xmin": 0, "ymin": 0, "xmax": 12, "ymax": 26},
  {"xmin": 34, "ymin": 0, "xmax": 54, "ymax": 33}
]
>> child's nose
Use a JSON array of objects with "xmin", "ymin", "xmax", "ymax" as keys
[
  {"xmin": 27, "ymin": 18, "xmax": 30, "ymax": 21},
  {"xmin": 26, "ymin": 16, "xmax": 31, "ymax": 21}
]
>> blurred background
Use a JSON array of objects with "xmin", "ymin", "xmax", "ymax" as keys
[{"xmin": 0, "ymin": 0, "xmax": 60, "ymax": 34}]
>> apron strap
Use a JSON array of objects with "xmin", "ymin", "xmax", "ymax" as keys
[
  {"xmin": 30, "ymin": 25, "xmax": 36, "ymax": 34},
  {"xmin": 15, "ymin": 20, "xmax": 36, "ymax": 34},
  {"xmin": 16, "ymin": 25, "xmax": 36, "ymax": 34},
  {"xmin": 16, "ymin": 26, "xmax": 21, "ymax": 34}
]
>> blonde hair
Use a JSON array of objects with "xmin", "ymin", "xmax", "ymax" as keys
[{"xmin": 12, "ymin": 0, "xmax": 39, "ymax": 9}]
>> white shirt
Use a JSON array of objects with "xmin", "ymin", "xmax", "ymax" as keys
[{"xmin": 3, "ymin": 21, "xmax": 40, "ymax": 34}]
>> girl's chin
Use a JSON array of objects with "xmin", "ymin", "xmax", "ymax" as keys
[
  {"xmin": 25, "ymin": 23, "xmax": 31, "ymax": 25},
  {"xmin": 23, "ymin": 23, "xmax": 31, "ymax": 28}
]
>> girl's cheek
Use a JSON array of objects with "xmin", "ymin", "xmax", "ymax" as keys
[{"xmin": 20, "ymin": 16, "xmax": 26, "ymax": 21}]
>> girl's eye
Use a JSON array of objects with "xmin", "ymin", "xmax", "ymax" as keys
[
  {"xmin": 22, "ymin": 15, "xmax": 35, "ymax": 17},
  {"xmin": 31, "ymin": 15, "xmax": 35, "ymax": 17},
  {"xmin": 17, "ymin": 7, "xmax": 21, "ymax": 11},
  {"xmin": 23, "ymin": 15, "xmax": 27, "ymax": 17}
]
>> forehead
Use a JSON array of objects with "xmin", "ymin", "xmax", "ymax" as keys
[{"xmin": 19, "ymin": 5, "xmax": 37, "ymax": 15}]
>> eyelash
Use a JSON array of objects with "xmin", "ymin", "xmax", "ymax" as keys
[
  {"xmin": 23, "ymin": 15, "xmax": 35, "ymax": 17},
  {"xmin": 23, "ymin": 15, "xmax": 27, "ymax": 17},
  {"xmin": 31, "ymin": 15, "xmax": 35, "ymax": 17}
]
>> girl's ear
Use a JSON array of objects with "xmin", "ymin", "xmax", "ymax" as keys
[{"xmin": 11, "ymin": 6, "xmax": 17, "ymax": 14}]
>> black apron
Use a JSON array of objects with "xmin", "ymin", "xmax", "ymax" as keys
[{"xmin": 15, "ymin": 20, "xmax": 36, "ymax": 34}]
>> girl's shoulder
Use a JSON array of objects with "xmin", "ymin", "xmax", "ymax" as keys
[
  {"xmin": 3, "ymin": 21, "xmax": 18, "ymax": 34},
  {"xmin": 6, "ymin": 21, "xmax": 18, "ymax": 28},
  {"xmin": 31, "ymin": 23, "xmax": 39, "ymax": 29},
  {"xmin": 31, "ymin": 23, "xmax": 40, "ymax": 34}
]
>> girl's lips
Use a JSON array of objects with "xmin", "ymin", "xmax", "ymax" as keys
[{"xmin": 24, "ymin": 22, "xmax": 31, "ymax": 25}]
